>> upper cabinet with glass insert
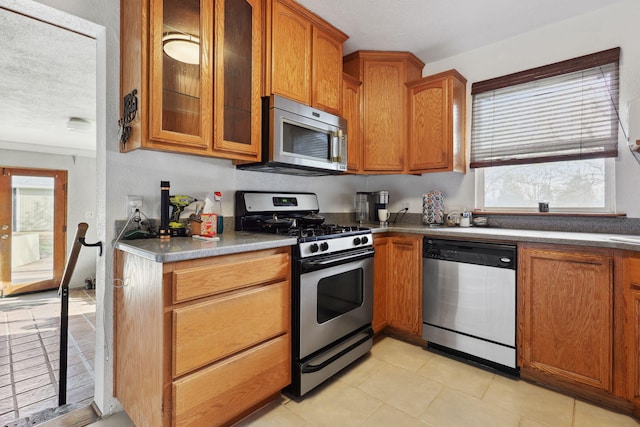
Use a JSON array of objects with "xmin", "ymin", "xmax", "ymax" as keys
[{"xmin": 120, "ymin": 0, "xmax": 262, "ymax": 161}]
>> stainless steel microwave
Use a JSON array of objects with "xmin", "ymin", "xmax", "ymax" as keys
[{"xmin": 236, "ymin": 95, "xmax": 348, "ymax": 176}]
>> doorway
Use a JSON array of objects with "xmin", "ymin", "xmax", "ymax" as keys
[
  {"xmin": 0, "ymin": 167, "xmax": 67, "ymax": 297},
  {"xmin": 0, "ymin": 0, "xmax": 110, "ymax": 420}
]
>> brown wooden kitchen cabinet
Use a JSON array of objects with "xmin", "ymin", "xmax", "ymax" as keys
[
  {"xmin": 343, "ymin": 51, "xmax": 424, "ymax": 174},
  {"xmin": 385, "ymin": 234, "xmax": 423, "ymax": 338},
  {"xmin": 406, "ymin": 70, "xmax": 467, "ymax": 173},
  {"xmin": 114, "ymin": 247, "xmax": 291, "ymax": 427},
  {"xmin": 518, "ymin": 243, "xmax": 614, "ymax": 393},
  {"xmin": 372, "ymin": 236, "xmax": 389, "ymax": 333},
  {"xmin": 342, "ymin": 73, "xmax": 363, "ymax": 173},
  {"xmin": 265, "ymin": 0, "xmax": 347, "ymax": 115},
  {"xmin": 619, "ymin": 252, "xmax": 640, "ymax": 417},
  {"xmin": 120, "ymin": 0, "xmax": 262, "ymax": 161}
]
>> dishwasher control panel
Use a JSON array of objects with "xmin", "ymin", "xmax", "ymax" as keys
[{"xmin": 423, "ymin": 238, "xmax": 516, "ymax": 269}]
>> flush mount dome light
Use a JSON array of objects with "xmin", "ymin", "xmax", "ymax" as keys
[{"xmin": 162, "ymin": 32, "xmax": 200, "ymax": 65}]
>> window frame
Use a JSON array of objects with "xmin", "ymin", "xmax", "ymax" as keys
[{"xmin": 471, "ymin": 48, "xmax": 620, "ymax": 214}]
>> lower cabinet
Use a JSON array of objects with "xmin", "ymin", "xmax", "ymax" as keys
[
  {"xmin": 114, "ymin": 247, "xmax": 291, "ymax": 427},
  {"xmin": 620, "ymin": 252, "xmax": 640, "ymax": 417},
  {"xmin": 375, "ymin": 234, "xmax": 422, "ymax": 338},
  {"xmin": 172, "ymin": 335, "xmax": 290, "ymax": 426},
  {"xmin": 518, "ymin": 243, "xmax": 614, "ymax": 391},
  {"xmin": 519, "ymin": 243, "xmax": 640, "ymax": 415}
]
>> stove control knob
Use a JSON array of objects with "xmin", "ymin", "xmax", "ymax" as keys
[
  {"xmin": 353, "ymin": 237, "xmax": 362, "ymax": 246},
  {"xmin": 320, "ymin": 242, "xmax": 329, "ymax": 251},
  {"xmin": 361, "ymin": 236, "xmax": 369, "ymax": 244},
  {"xmin": 310, "ymin": 243, "xmax": 319, "ymax": 253}
]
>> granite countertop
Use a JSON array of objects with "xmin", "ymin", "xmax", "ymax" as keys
[
  {"xmin": 114, "ymin": 231, "xmax": 297, "ymax": 262},
  {"xmin": 115, "ymin": 224, "xmax": 640, "ymax": 263},
  {"xmin": 376, "ymin": 224, "xmax": 640, "ymax": 251}
]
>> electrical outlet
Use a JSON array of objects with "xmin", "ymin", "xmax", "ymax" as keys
[
  {"xmin": 401, "ymin": 202, "xmax": 410, "ymax": 210},
  {"xmin": 126, "ymin": 195, "xmax": 143, "ymax": 216}
]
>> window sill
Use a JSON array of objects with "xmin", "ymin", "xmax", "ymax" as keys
[{"xmin": 472, "ymin": 211, "xmax": 626, "ymax": 218}]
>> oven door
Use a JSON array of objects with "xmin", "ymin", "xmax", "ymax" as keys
[{"xmin": 298, "ymin": 248, "xmax": 374, "ymax": 359}]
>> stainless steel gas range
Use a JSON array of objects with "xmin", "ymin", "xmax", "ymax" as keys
[{"xmin": 235, "ymin": 191, "xmax": 374, "ymax": 396}]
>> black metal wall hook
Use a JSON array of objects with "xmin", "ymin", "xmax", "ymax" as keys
[
  {"xmin": 79, "ymin": 237, "xmax": 103, "ymax": 257},
  {"xmin": 119, "ymin": 89, "xmax": 138, "ymax": 146}
]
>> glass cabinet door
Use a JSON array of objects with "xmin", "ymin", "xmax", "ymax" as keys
[
  {"xmin": 213, "ymin": 0, "xmax": 261, "ymax": 160},
  {"xmin": 149, "ymin": 0, "xmax": 213, "ymax": 148}
]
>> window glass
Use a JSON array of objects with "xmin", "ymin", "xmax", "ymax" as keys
[{"xmin": 477, "ymin": 158, "xmax": 614, "ymax": 212}]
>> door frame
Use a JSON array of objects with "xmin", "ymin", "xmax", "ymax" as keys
[
  {"xmin": 0, "ymin": 0, "xmax": 113, "ymax": 416},
  {"xmin": 0, "ymin": 167, "xmax": 67, "ymax": 296}
]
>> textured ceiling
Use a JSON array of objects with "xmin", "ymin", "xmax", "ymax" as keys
[
  {"xmin": 296, "ymin": 0, "xmax": 624, "ymax": 63},
  {"xmin": 0, "ymin": 7, "xmax": 96, "ymax": 157},
  {"xmin": 0, "ymin": 0, "xmax": 623, "ymax": 157}
]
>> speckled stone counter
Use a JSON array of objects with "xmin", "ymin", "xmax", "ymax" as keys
[
  {"xmin": 373, "ymin": 224, "xmax": 640, "ymax": 251},
  {"xmin": 114, "ymin": 230, "xmax": 297, "ymax": 262},
  {"xmin": 115, "ymin": 224, "xmax": 640, "ymax": 264}
]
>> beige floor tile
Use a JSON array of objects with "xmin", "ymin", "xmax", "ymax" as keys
[
  {"xmin": 417, "ymin": 353, "xmax": 495, "ymax": 398},
  {"xmin": 483, "ymin": 376, "xmax": 574, "ymax": 427},
  {"xmin": 285, "ymin": 378, "xmax": 382, "ymax": 426},
  {"xmin": 362, "ymin": 403, "xmax": 429, "ymax": 426},
  {"xmin": 573, "ymin": 400, "xmax": 640, "ymax": 427},
  {"xmin": 335, "ymin": 353, "xmax": 387, "ymax": 387},
  {"xmin": 358, "ymin": 362, "xmax": 443, "ymax": 417},
  {"xmin": 234, "ymin": 397, "xmax": 312, "ymax": 426},
  {"xmin": 420, "ymin": 387, "xmax": 521, "ymax": 427},
  {"xmin": 518, "ymin": 417, "xmax": 552, "ymax": 427},
  {"xmin": 370, "ymin": 336, "xmax": 431, "ymax": 372}
]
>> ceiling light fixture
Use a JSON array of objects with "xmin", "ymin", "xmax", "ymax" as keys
[
  {"xmin": 162, "ymin": 32, "xmax": 200, "ymax": 65},
  {"xmin": 66, "ymin": 117, "xmax": 92, "ymax": 131}
]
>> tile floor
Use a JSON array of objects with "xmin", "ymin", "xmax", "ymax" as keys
[
  {"xmin": 91, "ymin": 336, "xmax": 640, "ymax": 427},
  {"xmin": 0, "ymin": 288, "xmax": 96, "ymax": 426}
]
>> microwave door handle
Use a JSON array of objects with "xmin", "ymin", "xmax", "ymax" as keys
[
  {"xmin": 330, "ymin": 131, "xmax": 338, "ymax": 162},
  {"xmin": 331, "ymin": 130, "xmax": 344, "ymax": 163}
]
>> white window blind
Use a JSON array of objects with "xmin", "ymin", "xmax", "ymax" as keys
[{"xmin": 470, "ymin": 48, "xmax": 620, "ymax": 169}]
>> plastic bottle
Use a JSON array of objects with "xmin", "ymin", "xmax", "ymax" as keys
[{"xmin": 214, "ymin": 191, "xmax": 223, "ymax": 234}]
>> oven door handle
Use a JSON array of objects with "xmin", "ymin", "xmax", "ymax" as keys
[
  {"xmin": 301, "ymin": 248, "xmax": 374, "ymax": 271},
  {"xmin": 301, "ymin": 327, "xmax": 374, "ymax": 374}
]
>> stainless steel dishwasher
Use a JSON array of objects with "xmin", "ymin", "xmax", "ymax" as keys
[{"xmin": 422, "ymin": 238, "xmax": 518, "ymax": 374}]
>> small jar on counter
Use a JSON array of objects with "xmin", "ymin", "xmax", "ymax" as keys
[{"xmin": 460, "ymin": 211, "xmax": 472, "ymax": 227}]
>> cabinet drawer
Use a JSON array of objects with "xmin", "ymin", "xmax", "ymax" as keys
[
  {"xmin": 172, "ymin": 334, "xmax": 290, "ymax": 427},
  {"xmin": 173, "ymin": 280, "xmax": 290, "ymax": 377},
  {"xmin": 172, "ymin": 252, "xmax": 289, "ymax": 302}
]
